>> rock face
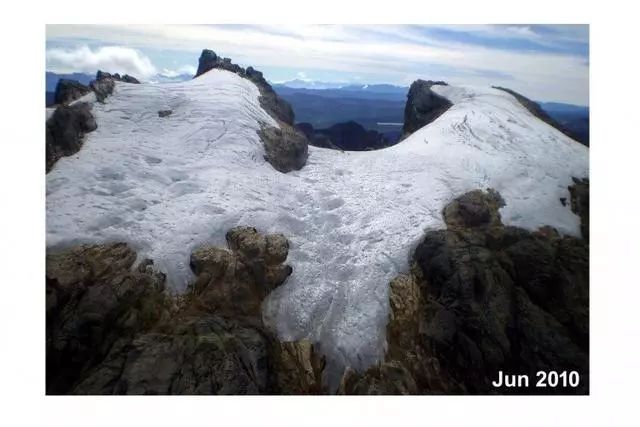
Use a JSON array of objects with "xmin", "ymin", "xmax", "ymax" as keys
[
  {"xmin": 89, "ymin": 78, "xmax": 115, "ymax": 102},
  {"xmin": 53, "ymin": 79, "xmax": 92, "ymax": 105},
  {"xmin": 192, "ymin": 49, "xmax": 307, "ymax": 172},
  {"xmin": 46, "ymin": 227, "xmax": 327, "ymax": 394},
  {"xmin": 296, "ymin": 121, "xmax": 392, "ymax": 151},
  {"xmin": 569, "ymin": 177, "xmax": 589, "ymax": 240},
  {"xmin": 96, "ymin": 70, "xmax": 141, "ymax": 84},
  {"xmin": 46, "ymin": 243, "xmax": 170, "ymax": 394},
  {"xmin": 46, "ymin": 70, "xmax": 142, "ymax": 172},
  {"xmin": 492, "ymin": 86, "xmax": 584, "ymax": 144},
  {"xmin": 402, "ymin": 80, "xmax": 452, "ymax": 137},
  {"xmin": 46, "ymin": 102, "xmax": 97, "ymax": 172},
  {"xmin": 259, "ymin": 125, "xmax": 309, "ymax": 173},
  {"xmin": 339, "ymin": 189, "xmax": 589, "ymax": 394}
]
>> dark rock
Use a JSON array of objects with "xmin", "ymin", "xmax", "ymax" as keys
[
  {"xmin": 194, "ymin": 49, "xmax": 243, "ymax": 77},
  {"xmin": 442, "ymin": 188, "xmax": 505, "ymax": 228},
  {"xmin": 96, "ymin": 70, "xmax": 113, "ymax": 81},
  {"xmin": 121, "ymin": 74, "xmax": 141, "ymax": 84},
  {"xmin": 90, "ymin": 78, "xmax": 115, "ymax": 102},
  {"xmin": 96, "ymin": 70, "xmax": 140, "ymax": 84},
  {"xmin": 259, "ymin": 125, "xmax": 309, "ymax": 173},
  {"xmin": 568, "ymin": 177, "xmax": 589, "ymax": 240},
  {"xmin": 46, "ymin": 227, "xmax": 324, "ymax": 395},
  {"xmin": 402, "ymin": 79, "xmax": 452, "ymax": 138},
  {"xmin": 54, "ymin": 79, "xmax": 91, "ymax": 105},
  {"xmin": 492, "ymin": 86, "xmax": 584, "ymax": 144},
  {"xmin": 195, "ymin": 49, "xmax": 218, "ymax": 76},
  {"xmin": 46, "ymin": 102, "xmax": 97, "ymax": 172},
  {"xmin": 46, "ymin": 243, "xmax": 170, "ymax": 394},
  {"xmin": 340, "ymin": 189, "xmax": 589, "ymax": 395},
  {"xmin": 158, "ymin": 110, "xmax": 173, "ymax": 118}
]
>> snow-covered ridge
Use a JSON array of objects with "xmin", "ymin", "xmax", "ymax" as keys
[{"xmin": 46, "ymin": 70, "xmax": 588, "ymax": 380}]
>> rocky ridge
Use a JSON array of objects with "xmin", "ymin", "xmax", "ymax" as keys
[
  {"xmin": 492, "ymin": 86, "xmax": 586, "ymax": 145},
  {"xmin": 194, "ymin": 49, "xmax": 309, "ymax": 173},
  {"xmin": 46, "ymin": 71, "xmax": 140, "ymax": 172}
]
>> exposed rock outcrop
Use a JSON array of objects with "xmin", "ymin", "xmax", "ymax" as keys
[
  {"xmin": 192, "ymin": 49, "xmax": 308, "ymax": 172},
  {"xmin": 96, "ymin": 70, "xmax": 141, "ymax": 84},
  {"xmin": 53, "ymin": 79, "xmax": 92, "ymax": 105},
  {"xmin": 90, "ymin": 78, "xmax": 115, "ymax": 103},
  {"xmin": 259, "ymin": 125, "xmax": 309, "ymax": 173},
  {"xmin": 402, "ymin": 79, "xmax": 451, "ymax": 138},
  {"xmin": 46, "ymin": 70, "xmax": 143, "ymax": 171},
  {"xmin": 296, "ymin": 121, "xmax": 392, "ymax": 151},
  {"xmin": 46, "ymin": 102, "xmax": 97, "ymax": 172},
  {"xmin": 46, "ymin": 227, "xmax": 328, "ymax": 394},
  {"xmin": 46, "ymin": 243, "xmax": 171, "ymax": 394},
  {"xmin": 492, "ymin": 86, "xmax": 585, "ymax": 144},
  {"xmin": 339, "ymin": 189, "xmax": 589, "ymax": 394},
  {"xmin": 568, "ymin": 177, "xmax": 589, "ymax": 240}
]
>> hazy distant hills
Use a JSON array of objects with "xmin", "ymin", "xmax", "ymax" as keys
[{"xmin": 272, "ymin": 83, "xmax": 407, "ymax": 141}]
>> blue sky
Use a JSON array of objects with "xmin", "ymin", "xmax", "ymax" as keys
[{"xmin": 46, "ymin": 24, "xmax": 589, "ymax": 105}]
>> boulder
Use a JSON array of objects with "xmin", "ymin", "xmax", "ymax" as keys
[
  {"xmin": 158, "ymin": 109, "xmax": 173, "ymax": 118},
  {"xmin": 259, "ymin": 125, "xmax": 309, "ymax": 173}
]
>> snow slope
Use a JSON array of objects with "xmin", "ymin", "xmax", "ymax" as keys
[{"xmin": 46, "ymin": 70, "xmax": 589, "ymax": 381}]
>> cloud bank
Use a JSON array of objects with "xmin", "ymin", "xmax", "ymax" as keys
[{"xmin": 46, "ymin": 45, "xmax": 157, "ymax": 78}]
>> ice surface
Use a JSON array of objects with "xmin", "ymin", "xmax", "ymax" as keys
[{"xmin": 46, "ymin": 70, "xmax": 589, "ymax": 381}]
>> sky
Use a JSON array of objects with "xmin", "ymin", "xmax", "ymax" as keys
[{"xmin": 46, "ymin": 24, "xmax": 589, "ymax": 105}]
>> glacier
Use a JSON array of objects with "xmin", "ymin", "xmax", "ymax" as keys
[{"xmin": 46, "ymin": 69, "xmax": 589, "ymax": 380}]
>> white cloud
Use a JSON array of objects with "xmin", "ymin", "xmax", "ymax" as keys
[{"xmin": 46, "ymin": 45, "xmax": 157, "ymax": 78}]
